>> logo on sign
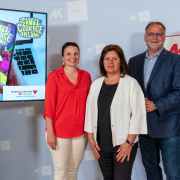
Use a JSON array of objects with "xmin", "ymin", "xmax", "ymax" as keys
[
  {"xmin": 15, "ymin": 108, "xmax": 25, "ymax": 116},
  {"xmin": 85, "ymin": 45, "xmax": 95, "ymax": 55},
  {"xmin": 130, "ymin": 15, "xmax": 137, "ymax": 21},
  {"xmin": 127, "ymin": 11, "xmax": 150, "ymax": 24},
  {"xmin": 127, "ymin": 12, "xmax": 139, "ymax": 23},
  {"xmin": 32, "ymin": 166, "xmax": 42, "ymax": 176},
  {"xmin": 85, "ymin": 43, "xmax": 106, "ymax": 55},
  {"xmin": 17, "ymin": 109, "xmax": 24, "ymax": 115},
  {"xmin": 33, "ymin": 90, "xmax": 37, "ymax": 94},
  {"xmin": 33, "ymin": 169, "xmax": 40, "ymax": 174},
  {"xmin": 86, "ymin": 47, "xmax": 94, "ymax": 53},
  {"xmin": 49, "ymin": 8, "xmax": 64, "ymax": 19},
  {"xmin": 45, "ymin": 3, "xmax": 67, "ymax": 24},
  {"xmin": 170, "ymin": 44, "xmax": 180, "ymax": 54}
]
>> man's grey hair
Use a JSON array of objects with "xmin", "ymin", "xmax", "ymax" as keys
[{"xmin": 145, "ymin": 22, "xmax": 166, "ymax": 33}]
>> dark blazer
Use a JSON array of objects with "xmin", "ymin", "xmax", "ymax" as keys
[{"xmin": 128, "ymin": 48, "xmax": 180, "ymax": 138}]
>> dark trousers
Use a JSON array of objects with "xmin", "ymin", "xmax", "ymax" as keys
[
  {"xmin": 139, "ymin": 135, "xmax": 180, "ymax": 180},
  {"xmin": 98, "ymin": 142, "xmax": 138, "ymax": 180}
]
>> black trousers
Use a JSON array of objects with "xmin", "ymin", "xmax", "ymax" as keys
[{"xmin": 98, "ymin": 142, "xmax": 138, "ymax": 180}]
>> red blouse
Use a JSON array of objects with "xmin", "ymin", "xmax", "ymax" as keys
[{"xmin": 43, "ymin": 66, "xmax": 91, "ymax": 138}]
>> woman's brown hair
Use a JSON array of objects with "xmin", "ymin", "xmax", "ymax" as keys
[{"xmin": 99, "ymin": 44, "xmax": 128, "ymax": 77}]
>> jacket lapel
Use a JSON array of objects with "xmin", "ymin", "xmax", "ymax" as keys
[
  {"xmin": 146, "ymin": 48, "xmax": 168, "ymax": 90},
  {"xmin": 138, "ymin": 52, "xmax": 146, "ymax": 94}
]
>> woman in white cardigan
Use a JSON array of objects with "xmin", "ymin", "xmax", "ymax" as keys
[{"xmin": 84, "ymin": 45, "xmax": 147, "ymax": 180}]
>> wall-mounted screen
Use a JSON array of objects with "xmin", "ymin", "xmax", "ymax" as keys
[{"xmin": 0, "ymin": 8, "xmax": 47, "ymax": 102}]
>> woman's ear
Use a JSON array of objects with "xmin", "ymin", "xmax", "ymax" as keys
[{"xmin": 61, "ymin": 55, "xmax": 64, "ymax": 61}]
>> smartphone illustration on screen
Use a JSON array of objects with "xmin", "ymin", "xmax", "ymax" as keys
[{"xmin": 0, "ymin": 20, "xmax": 17, "ymax": 85}]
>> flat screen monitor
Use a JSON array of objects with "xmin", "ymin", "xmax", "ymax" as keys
[{"xmin": 0, "ymin": 8, "xmax": 47, "ymax": 102}]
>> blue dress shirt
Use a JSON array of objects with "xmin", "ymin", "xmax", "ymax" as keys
[{"xmin": 144, "ymin": 48, "xmax": 163, "ymax": 89}]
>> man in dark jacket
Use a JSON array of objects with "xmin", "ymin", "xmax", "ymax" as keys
[{"xmin": 128, "ymin": 22, "xmax": 180, "ymax": 180}]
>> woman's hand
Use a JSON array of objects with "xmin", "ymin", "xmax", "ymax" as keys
[
  {"xmin": 116, "ymin": 142, "xmax": 132, "ymax": 163},
  {"xmin": 47, "ymin": 131, "xmax": 57, "ymax": 150},
  {"xmin": 89, "ymin": 138, "xmax": 101, "ymax": 160}
]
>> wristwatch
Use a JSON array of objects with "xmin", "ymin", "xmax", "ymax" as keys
[
  {"xmin": 126, "ymin": 139, "xmax": 134, "ymax": 147},
  {"xmin": 153, "ymin": 103, "xmax": 157, "ymax": 109}
]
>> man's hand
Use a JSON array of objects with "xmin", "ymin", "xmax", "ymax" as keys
[{"xmin": 145, "ymin": 98, "xmax": 155, "ymax": 113}]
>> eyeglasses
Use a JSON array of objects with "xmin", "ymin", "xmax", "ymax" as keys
[{"xmin": 146, "ymin": 32, "xmax": 165, "ymax": 38}]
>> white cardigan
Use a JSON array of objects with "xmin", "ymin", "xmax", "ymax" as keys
[{"xmin": 84, "ymin": 75, "xmax": 147, "ymax": 146}]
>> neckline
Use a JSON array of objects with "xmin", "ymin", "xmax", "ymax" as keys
[{"xmin": 103, "ymin": 81, "xmax": 119, "ymax": 86}]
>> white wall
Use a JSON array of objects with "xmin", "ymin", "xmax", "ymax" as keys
[{"xmin": 1, "ymin": 0, "xmax": 180, "ymax": 179}]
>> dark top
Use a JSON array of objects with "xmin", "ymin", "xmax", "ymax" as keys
[{"xmin": 97, "ymin": 81, "xmax": 120, "ymax": 152}]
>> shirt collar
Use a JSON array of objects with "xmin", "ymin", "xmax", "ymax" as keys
[
  {"xmin": 145, "ymin": 48, "xmax": 163, "ymax": 60},
  {"xmin": 59, "ymin": 65, "xmax": 81, "ymax": 74}
]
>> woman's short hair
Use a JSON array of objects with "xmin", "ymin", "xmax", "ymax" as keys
[
  {"xmin": 61, "ymin": 42, "xmax": 80, "ymax": 56},
  {"xmin": 99, "ymin": 44, "xmax": 128, "ymax": 77}
]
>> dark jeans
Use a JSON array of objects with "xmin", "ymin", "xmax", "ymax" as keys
[
  {"xmin": 98, "ymin": 142, "xmax": 138, "ymax": 180},
  {"xmin": 139, "ymin": 135, "xmax": 180, "ymax": 180}
]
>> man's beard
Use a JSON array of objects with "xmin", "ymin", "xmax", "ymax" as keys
[{"xmin": 147, "ymin": 40, "xmax": 162, "ymax": 52}]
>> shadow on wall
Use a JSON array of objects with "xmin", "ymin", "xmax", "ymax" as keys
[
  {"xmin": 0, "ymin": 100, "xmax": 46, "ymax": 177},
  {"xmin": 78, "ymin": 56, "xmax": 102, "ymax": 82},
  {"xmin": 47, "ymin": 25, "xmax": 80, "ymax": 72},
  {"xmin": 128, "ymin": 32, "xmax": 146, "ymax": 61}
]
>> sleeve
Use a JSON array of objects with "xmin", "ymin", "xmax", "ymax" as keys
[
  {"xmin": 43, "ymin": 72, "xmax": 58, "ymax": 120},
  {"xmin": 154, "ymin": 58, "xmax": 180, "ymax": 116},
  {"xmin": 87, "ymin": 72, "xmax": 92, "ymax": 87},
  {"xmin": 84, "ymin": 85, "xmax": 94, "ymax": 133},
  {"xmin": 128, "ymin": 81, "xmax": 147, "ymax": 134}
]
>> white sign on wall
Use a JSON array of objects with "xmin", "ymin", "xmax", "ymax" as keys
[
  {"xmin": 128, "ymin": 11, "xmax": 151, "ymax": 24},
  {"xmin": 45, "ymin": 3, "xmax": 67, "ymax": 24},
  {"xmin": 85, "ymin": 43, "xmax": 106, "ymax": 55},
  {"xmin": 1, "ymin": 141, "xmax": 11, "ymax": 150},
  {"xmin": 66, "ymin": 0, "xmax": 88, "ymax": 22},
  {"xmin": 42, "ymin": 166, "xmax": 52, "ymax": 176},
  {"xmin": 85, "ymin": 150, "xmax": 95, "ymax": 161},
  {"xmin": 164, "ymin": 35, "xmax": 180, "ymax": 54}
]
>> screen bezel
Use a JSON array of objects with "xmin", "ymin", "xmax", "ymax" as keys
[{"xmin": 0, "ymin": 8, "xmax": 47, "ymax": 102}]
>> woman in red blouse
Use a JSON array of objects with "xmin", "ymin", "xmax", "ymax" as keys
[{"xmin": 43, "ymin": 42, "xmax": 91, "ymax": 180}]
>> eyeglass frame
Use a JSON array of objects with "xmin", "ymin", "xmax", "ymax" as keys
[{"xmin": 146, "ymin": 32, "xmax": 165, "ymax": 38}]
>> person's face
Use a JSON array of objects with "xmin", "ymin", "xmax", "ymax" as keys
[
  {"xmin": 144, "ymin": 24, "xmax": 166, "ymax": 52},
  {"xmin": 61, "ymin": 46, "xmax": 80, "ymax": 67},
  {"xmin": 103, "ymin": 50, "xmax": 121, "ymax": 75}
]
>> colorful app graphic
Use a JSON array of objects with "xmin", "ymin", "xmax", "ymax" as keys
[
  {"xmin": 16, "ymin": 17, "xmax": 45, "ymax": 38},
  {"xmin": 0, "ymin": 9, "xmax": 47, "ymax": 102},
  {"xmin": 0, "ymin": 21, "xmax": 17, "ymax": 85}
]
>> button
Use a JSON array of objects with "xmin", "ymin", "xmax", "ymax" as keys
[
  {"xmin": 111, "ymin": 108, "xmax": 112, "ymax": 110},
  {"xmin": 112, "ymin": 125, "xmax": 113, "ymax": 127}
]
